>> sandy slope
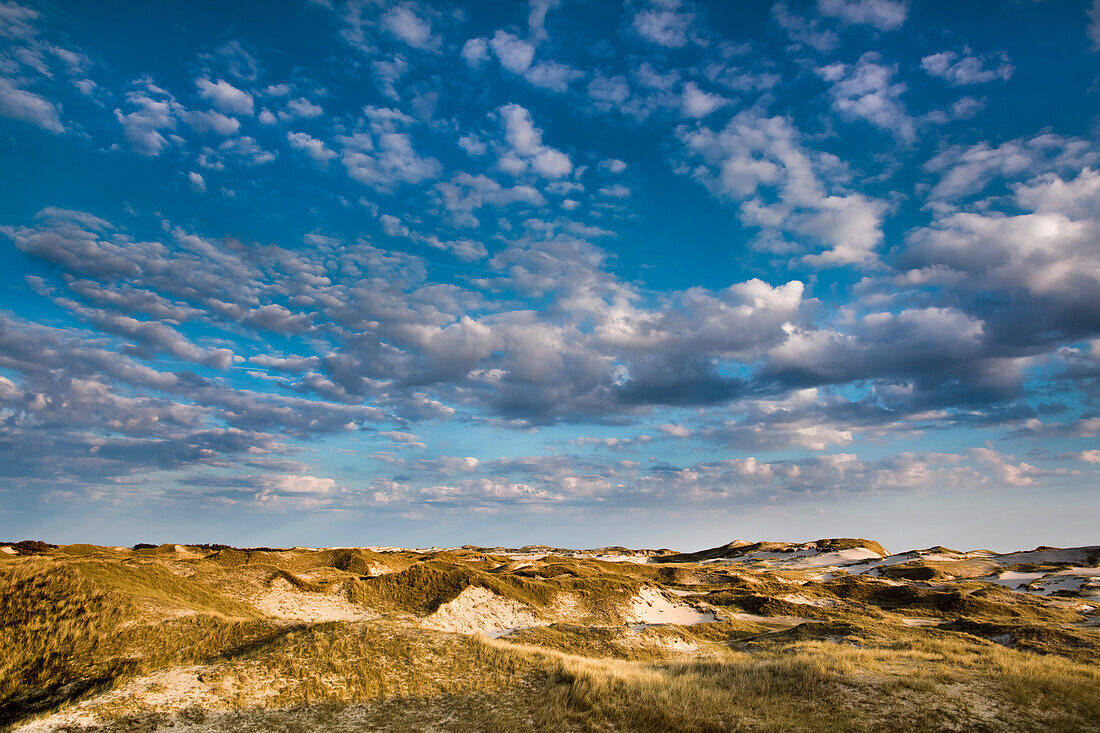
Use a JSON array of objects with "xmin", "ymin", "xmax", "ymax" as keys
[
  {"xmin": 250, "ymin": 577, "xmax": 375, "ymax": 622},
  {"xmin": 626, "ymin": 586, "xmax": 717, "ymax": 626},
  {"xmin": 422, "ymin": 586, "xmax": 543, "ymax": 636}
]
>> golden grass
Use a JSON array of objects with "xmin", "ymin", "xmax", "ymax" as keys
[{"xmin": 2, "ymin": 546, "xmax": 1098, "ymax": 732}]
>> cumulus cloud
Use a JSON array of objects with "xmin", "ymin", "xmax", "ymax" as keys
[
  {"xmin": 923, "ymin": 134, "xmax": 1097, "ymax": 205},
  {"xmin": 524, "ymin": 60, "xmax": 583, "ymax": 92},
  {"xmin": 490, "ymin": 31, "xmax": 534, "ymax": 73},
  {"xmin": 680, "ymin": 81, "xmax": 728, "ymax": 118},
  {"xmin": 772, "ymin": 2, "xmax": 838, "ymax": 52},
  {"xmin": 817, "ymin": 0, "xmax": 908, "ymax": 30},
  {"xmin": 336, "ymin": 109, "xmax": 441, "ymax": 189},
  {"xmin": 496, "ymin": 103, "xmax": 573, "ymax": 178},
  {"xmin": 380, "ymin": 2, "xmax": 439, "ymax": 51},
  {"xmin": 680, "ymin": 110, "xmax": 887, "ymax": 265},
  {"xmin": 461, "ymin": 37, "xmax": 489, "ymax": 66},
  {"xmin": 287, "ymin": 131, "xmax": 337, "ymax": 162},
  {"xmin": 195, "ymin": 77, "xmax": 253, "ymax": 115},
  {"xmin": 922, "ymin": 49, "xmax": 1013, "ymax": 85},
  {"xmin": 818, "ymin": 52, "xmax": 915, "ymax": 143},
  {"xmin": 285, "ymin": 97, "xmax": 324, "ymax": 118},
  {"xmin": 4, "ymin": 0, "xmax": 1099, "ymax": 526},
  {"xmin": 114, "ymin": 83, "xmax": 178, "ymax": 155},
  {"xmin": 633, "ymin": 4, "xmax": 697, "ymax": 47},
  {"xmin": 903, "ymin": 168, "xmax": 1100, "ymax": 341},
  {"xmin": 435, "ymin": 172, "xmax": 546, "ymax": 227}
]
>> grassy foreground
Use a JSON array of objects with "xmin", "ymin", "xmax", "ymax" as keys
[{"xmin": 1, "ymin": 542, "xmax": 1098, "ymax": 732}]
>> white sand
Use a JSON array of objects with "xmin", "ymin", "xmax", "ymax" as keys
[
  {"xmin": 251, "ymin": 577, "xmax": 374, "ymax": 622},
  {"xmin": 625, "ymin": 586, "xmax": 717, "ymax": 626},
  {"xmin": 778, "ymin": 593, "xmax": 838, "ymax": 608},
  {"xmin": 792, "ymin": 547, "xmax": 887, "ymax": 567},
  {"xmin": 0, "ymin": 546, "xmax": 16, "ymax": 554},
  {"xmin": 12, "ymin": 666, "xmax": 271, "ymax": 733},
  {"xmin": 422, "ymin": 586, "xmax": 542, "ymax": 636},
  {"xmin": 982, "ymin": 566, "xmax": 1100, "ymax": 597}
]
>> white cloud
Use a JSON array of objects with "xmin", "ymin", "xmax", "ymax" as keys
[
  {"xmin": 497, "ymin": 103, "xmax": 572, "ymax": 178},
  {"xmin": 633, "ymin": 8, "xmax": 696, "ymax": 47},
  {"xmin": 587, "ymin": 74, "xmax": 634, "ymax": 114},
  {"xmin": 817, "ymin": 0, "xmax": 908, "ymax": 30},
  {"xmin": 680, "ymin": 111, "xmax": 886, "ymax": 265},
  {"xmin": 461, "ymin": 37, "xmax": 489, "ymax": 66},
  {"xmin": 906, "ymin": 168, "xmax": 1100, "ymax": 305},
  {"xmin": 114, "ymin": 85, "xmax": 177, "ymax": 156},
  {"xmin": 286, "ymin": 97, "xmax": 323, "ymax": 118},
  {"xmin": 0, "ymin": 1, "xmax": 39, "ymax": 40},
  {"xmin": 923, "ymin": 134, "xmax": 1097, "ymax": 205},
  {"xmin": 187, "ymin": 172, "xmax": 205, "ymax": 191},
  {"xmin": 599, "ymin": 159, "xmax": 627, "ymax": 174},
  {"xmin": 255, "ymin": 474, "xmax": 340, "ymax": 506},
  {"xmin": 380, "ymin": 2, "xmax": 439, "ymax": 51},
  {"xmin": 680, "ymin": 82, "xmax": 728, "ymax": 118},
  {"xmin": 819, "ymin": 52, "xmax": 915, "ymax": 143},
  {"xmin": 528, "ymin": 0, "xmax": 559, "ymax": 42},
  {"xmin": 656, "ymin": 423, "xmax": 691, "ymax": 438},
  {"xmin": 524, "ymin": 60, "xmax": 583, "ymax": 93},
  {"xmin": 598, "ymin": 184, "xmax": 630, "ymax": 199},
  {"xmin": 500, "ymin": 103, "xmax": 542, "ymax": 155},
  {"xmin": 772, "ymin": 2, "xmax": 838, "ymax": 52},
  {"xmin": 195, "ymin": 78, "xmax": 253, "ymax": 116},
  {"xmin": 1075, "ymin": 449, "xmax": 1100, "ymax": 463},
  {"xmin": 921, "ymin": 49, "xmax": 1013, "ymax": 85},
  {"xmin": 0, "ymin": 77, "xmax": 63, "ymax": 132},
  {"xmin": 287, "ymin": 131, "xmax": 337, "ymax": 163},
  {"xmin": 372, "ymin": 55, "xmax": 408, "ymax": 101},
  {"xmin": 379, "ymin": 213, "xmax": 410, "ymax": 237},
  {"xmin": 435, "ymin": 172, "xmax": 546, "ymax": 227},
  {"xmin": 213, "ymin": 135, "xmax": 276, "ymax": 166},
  {"xmin": 185, "ymin": 109, "xmax": 240, "ymax": 135},
  {"xmin": 490, "ymin": 30, "xmax": 534, "ymax": 73},
  {"xmin": 458, "ymin": 134, "xmax": 487, "ymax": 156},
  {"xmin": 336, "ymin": 115, "xmax": 441, "ymax": 190},
  {"xmin": 970, "ymin": 446, "xmax": 1043, "ymax": 486}
]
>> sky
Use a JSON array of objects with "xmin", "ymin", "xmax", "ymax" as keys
[{"xmin": 0, "ymin": 0, "xmax": 1098, "ymax": 553}]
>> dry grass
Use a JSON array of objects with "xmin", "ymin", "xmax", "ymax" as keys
[{"xmin": 2, "ymin": 545, "xmax": 1099, "ymax": 732}]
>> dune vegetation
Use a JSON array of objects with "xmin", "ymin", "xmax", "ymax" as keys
[{"xmin": 0, "ymin": 539, "xmax": 1098, "ymax": 732}]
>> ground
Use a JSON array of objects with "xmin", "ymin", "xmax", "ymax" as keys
[{"xmin": 1, "ymin": 539, "xmax": 1098, "ymax": 732}]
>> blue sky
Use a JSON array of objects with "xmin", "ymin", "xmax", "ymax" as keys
[{"xmin": 1, "ymin": 0, "xmax": 1098, "ymax": 552}]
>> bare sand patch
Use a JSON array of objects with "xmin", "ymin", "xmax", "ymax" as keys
[
  {"xmin": 625, "ymin": 586, "xmax": 717, "ymax": 626},
  {"xmin": 421, "ymin": 585, "xmax": 542, "ymax": 636},
  {"xmin": 251, "ymin": 577, "xmax": 374, "ymax": 622},
  {"xmin": 779, "ymin": 593, "xmax": 839, "ymax": 608},
  {"xmin": 12, "ymin": 665, "xmax": 274, "ymax": 733}
]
